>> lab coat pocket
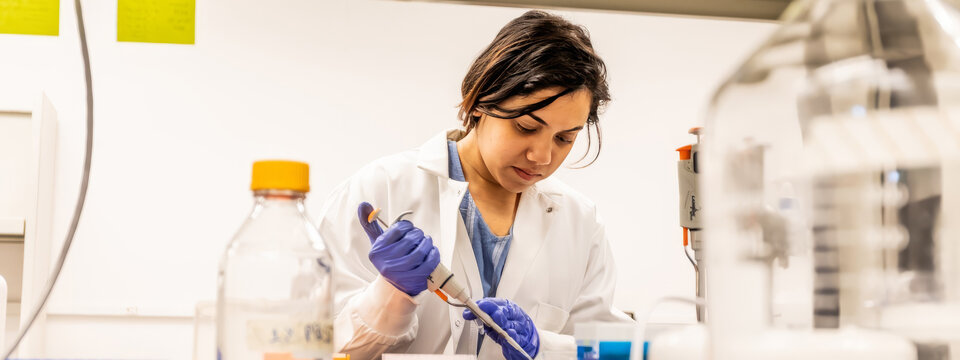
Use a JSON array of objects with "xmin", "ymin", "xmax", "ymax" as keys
[{"xmin": 533, "ymin": 302, "xmax": 569, "ymax": 333}]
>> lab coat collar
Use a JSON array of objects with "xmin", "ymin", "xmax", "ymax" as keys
[{"xmin": 416, "ymin": 129, "xmax": 466, "ymax": 179}]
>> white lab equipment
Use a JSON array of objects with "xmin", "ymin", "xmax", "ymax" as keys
[
  {"xmin": 217, "ymin": 160, "xmax": 334, "ymax": 360},
  {"xmin": 0, "ymin": 92, "xmax": 58, "ymax": 359},
  {"xmin": 703, "ymin": 0, "xmax": 960, "ymax": 359},
  {"xmin": 2, "ymin": 3, "xmax": 84, "ymax": 358},
  {"xmin": 676, "ymin": 128, "xmax": 705, "ymax": 322}
]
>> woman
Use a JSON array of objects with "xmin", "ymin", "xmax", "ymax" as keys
[{"xmin": 317, "ymin": 10, "xmax": 631, "ymax": 359}]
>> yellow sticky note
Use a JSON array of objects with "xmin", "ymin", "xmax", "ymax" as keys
[
  {"xmin": 118, "ymin": 0, "xmax": 194, "ymax": 45},
  {"xmin": 0, "ymin": 0, "xmax": 60, "ymax": 36}
]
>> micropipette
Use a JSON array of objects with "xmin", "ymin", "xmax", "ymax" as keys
[{"xmin": 366, "ymin": 208, "xmax": 534, "ymax": 360}]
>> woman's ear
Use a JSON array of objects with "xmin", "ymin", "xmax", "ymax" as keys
[{"xmin": 469, "ymin": 112, "xmax": 484, "ymax": 130}]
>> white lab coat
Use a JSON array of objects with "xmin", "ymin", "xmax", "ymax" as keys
[{"xmin": 317, "ymin": 129, "xmax": 632, "ymax": 360}]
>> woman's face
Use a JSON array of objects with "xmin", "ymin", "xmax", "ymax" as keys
[{"xmin": 473, "ymin": 87, "xmax": 591, "ymax": 193}]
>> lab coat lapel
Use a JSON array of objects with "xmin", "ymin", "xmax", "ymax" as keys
[
  {"xmin": 417, "ymin": 129, "xmax": 484, "ymax": 353},
  {"xmin": 438, "ymin": 177, "xmax": 475, "ymax": 353},
  {"xmin": 451, "ymin": 203, "xmax": 484, "ymax": 353},
  {"xmin": 496, "ymin": 185, "xmax": 559, "ymax": 301},
  {"xmin": 416, "ymin": 129, "xmax": 468, "ymax": 268}
]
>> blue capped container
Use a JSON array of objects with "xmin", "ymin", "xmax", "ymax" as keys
[{"xmin": 575, "ymin": 322, "xmax": 637, "ymax": 360}]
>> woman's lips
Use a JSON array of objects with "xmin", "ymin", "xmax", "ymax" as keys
[{"xmin": 512, "ymin": 166, "xmax": 539, "ymax": 181}]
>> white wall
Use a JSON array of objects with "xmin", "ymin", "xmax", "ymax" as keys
[{"xmin": 0, "ymin": 0, "xmax": 777, "ymax": 357}]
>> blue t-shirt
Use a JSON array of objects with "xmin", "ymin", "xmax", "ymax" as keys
[{"xmin": 447, "ymin": 140, "xmax": 513, "ymax": 299}]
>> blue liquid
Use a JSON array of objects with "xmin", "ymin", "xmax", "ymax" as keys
[{"xmin": 577, "ymin": 341, "xmax": 633, "ymax": 360}]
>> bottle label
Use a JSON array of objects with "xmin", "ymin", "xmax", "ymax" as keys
[{"xmin": 245, "ymin": 319, "xmax": 333, "ymax": 353}]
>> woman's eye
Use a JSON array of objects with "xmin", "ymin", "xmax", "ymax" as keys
[
  {"xmin": 556, "ymin": 135, "xmax": 574, "ymax": 144},
  {"xmin": 516, "ymin": 123, "xmax": 537, "ymax": 133}
]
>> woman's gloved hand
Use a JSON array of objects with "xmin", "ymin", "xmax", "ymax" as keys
[
  {"xmin": 463, "ymin": 298, "xmax": 540, "ymax": 360},
  {"xmin": 357, "ymin": 202, "xmax": 440, "ymax": 296}
]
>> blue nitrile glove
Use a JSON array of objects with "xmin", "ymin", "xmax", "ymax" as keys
[
  {"xmin": 357, "ymin": 202, "xmax": 441, "ymax": 296},
  {"xmin": 463, "ymin": 298, "xmax": 540, "ymax": 360}
]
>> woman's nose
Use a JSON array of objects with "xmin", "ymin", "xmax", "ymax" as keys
[{"xmin": 526, "ymin": 139, "xmax": 551, "ymax": 166}]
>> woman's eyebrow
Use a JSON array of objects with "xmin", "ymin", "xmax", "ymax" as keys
[
  {"xmin": 526, "ymin": 112, "xmax": 548, "ymax": 125},
  {"xmin": 526, "ymin": 113, "xmax": 585, "ymax": 133}
]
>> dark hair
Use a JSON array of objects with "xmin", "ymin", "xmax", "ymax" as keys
[{"xmin": 458, "ymin": 10, "xmax": 609, "ymax": 166}]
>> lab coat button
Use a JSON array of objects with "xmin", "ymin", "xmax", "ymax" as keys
[
  {"xmin": 546, "ymin": 207, "xmax": 553, "ymax": 213},
  {"xmin": 455, "ymin": 320, "xmax": 462, "ymax": 327}
]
